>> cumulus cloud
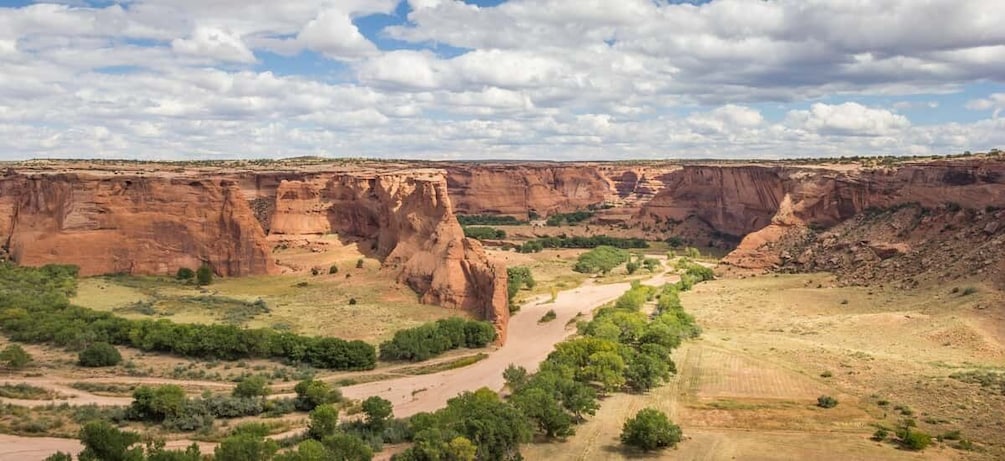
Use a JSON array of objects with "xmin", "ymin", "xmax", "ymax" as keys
[
  {"xmin": 0, "ymin": 0, "xmax": 1001, "ymax": 160},
  {"xmin": 297, "ymin": 9, "xmax": 378, "ymax": 60}
]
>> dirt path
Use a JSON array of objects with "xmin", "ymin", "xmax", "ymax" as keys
[
  {"xmin": 0, "ymin": 271, "xmax": 672, "ymax": 460},
  {"xmin": 339, "ymin": 274, "xmax": 672, "ymax": 417}
]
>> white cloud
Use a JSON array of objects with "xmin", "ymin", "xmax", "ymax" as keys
[
  {"xmin": 785, "ymin": 103, "xmax": 910, "ymax": 137},
  {"xmin": 171, "ymin": 26, "xmax": 256, "ymax": 63},
  {"xmin": 0, "ymin": 0, "xmax": 1002, "ymax": 160},
  {"xmin": 297, "ymin": 9, "xmax": 378, "ymax": 60}
]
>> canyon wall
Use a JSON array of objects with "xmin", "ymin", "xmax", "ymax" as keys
[
  {"xmin": 442, "ymin": 163, "xmax": 678, "ymax": 218},
  {"xmin": 0, "ymin": 172, "xmax": 275, "ymax": 277},
  {"xmin": 0, "ymin": 167, "xmax": 509, "ymax": 340}
]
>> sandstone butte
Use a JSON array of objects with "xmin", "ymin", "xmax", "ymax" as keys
[{"xmin": 2, "ymin": 156, "xmax": 1004, "ymax": 338}]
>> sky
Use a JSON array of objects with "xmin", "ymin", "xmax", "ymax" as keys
[{"xmin": 0, "ymin": 0, "xmax": 1003, "ymax": 160}]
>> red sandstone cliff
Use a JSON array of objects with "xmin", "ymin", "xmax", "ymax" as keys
[
  {"xmin": 634, "ymin": 159, "xmax": 1005, "ymax": 284},
  {"xmin": 266, "ymin": 170, "xmax": 509, "ymax": 340},
  {"xmin": 0, "ymin": 173, "xmax": 275, "ymax": 277},
  {"xmin": 0, "ymin": 166, "xmax": 509, "ymax": 341}
]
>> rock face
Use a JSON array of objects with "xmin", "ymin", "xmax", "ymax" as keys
[
  {"xmin": 0, "ymin": 173, "xmax": 275, "ymax": 277},
  {"xmin": 0, "ymin": 166, "xmax": 509, "ymax": 341},
  {"xmin": 633, "ymin": 159, "xmax": 1005, "ymax": 285},
  {"xmin": 444, "ymin": 164, "xmax": 611, "ymax": 219},
  {"xmin": 267, "ymin": 170, "xmax": 509, "ymax": 340},
  {"xmin": 443, "ymin": 163, "xmax": 680, "ymax": 219}
]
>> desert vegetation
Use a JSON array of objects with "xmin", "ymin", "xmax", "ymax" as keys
[
  {"xmin": 0, "ymin": 263, "xmax": 376, "ymax": 370},
  {"xmin": 378, "ymin": 317, "xmax": 497, "ymax": 362},
  {"xmin": 517, "ymin": 235, "xmax": 649, "ymax": 253}
]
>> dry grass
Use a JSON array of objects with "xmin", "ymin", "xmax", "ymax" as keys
[{"xmin": 524, "ymin": 273, "xmax": 1003, "ymax": 460}]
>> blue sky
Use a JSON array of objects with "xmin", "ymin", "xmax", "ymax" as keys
[{"xmin": 0, "ymin": 0, "xmax": 1002, "ymax": 160}]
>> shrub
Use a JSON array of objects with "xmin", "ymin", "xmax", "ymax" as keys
[
  {"xmin": 196, "ymin": 265, "xmax": 213, "ymax": 286},
  {"xmin": 820, "ymin": 371, "xmax": 833, "ymax": 378},
  {"xmin": 626, "ymin": 261, "xmax": 640, "ymax": 274},
  {"xmin": 539, "ymin": 310, "xmax": 557, "ymax": 323},
  {"xmin": 665, "ymin": 236, "xmax": 684, "ymax": 248},
  {"xmin": 872, "ymin": 428, "xmax": 888, "ymax": 441},
  {"xmin": 356, "ymin": 259, "xmax": 364, "ymax": 269},
  {"xmin": 233, "ymin": 375, "xmax": 270, "ymax": 398},
  {"xmin": 348, "ymin": 298, "xmax": 357, "ymax": 305},
  {"xmin": 175, "ymin": 267, "xmax": 195, "ymax": 281},
  {"xmin": 328, "ymin": 265, "xmax": 338, "ymax": 275},
  {"xmin": 961, "ymin": 287, "xmax": 978, "ymax": 296},
  {"xmin": 620, "ymin": 408, "xmax": 682, "ymax": 451},
  {"xmin": 900, "ymin": 430, "xmax": 933, "ymax": 451},
  {"xmin": 817, "ymin": 395, "xmax": 838, "ymax": 408},
  {"xmin": 506, "ymin": 266, "xmax": 535, "ymax": 309},
  {"xmin": 78, "ymin": 342, "xmax": 122, "ymax": 367},
  {"xmin": 307, "ymin": 404, "xmax": 339, "ymax": 440},
  {"xmin": 0, "ymin": 344, "xmax": 32, "ymax": 369},
  {"xmin": 293, "ymin": 379, "xmax": 341, "ymax": 411}
]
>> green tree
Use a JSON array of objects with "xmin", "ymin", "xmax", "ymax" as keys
[
  {"xmin": 129, "ymin": 385, "xmax": 187, "ymax": 421},
  {"xmin": 145, "ymin": 441, "xmax": 202, "ymax": 461},
  {"xmin": 233, "ymin": 375, "xmax": 271, "ymax": 398},
  {"xmin": 322, "ymin": 433, "xmax": 373, "ymax": 461},
  {"xmin": 502, "ymin": 364, "xmax": 528, "ymax": 390},
  {"xmin": 438, "ymin": 388, "xmax": 532, "ymax": 461},
  {"xmin": 43, "ymin": 453, "xmax": 73, "ymax": 461},
  {"xmin": 175, "ymin": 267, "xmax": 195, "ymax": 281},
  {"xmin": 78, "ymin": 342, "xmax": 122, "ymax": 367},
  {"xmin": 77, "ymin": 421, "xmax": 144, "ymax": 461},
  {"xmin": 511, "ymin": 386, "xmax": 574, "ymax": 439},
  {"xmin": 625, "ymin": 261, "xmax": 640, "ymax": 274},
  {"xmin": 274, "ymin": 439, "xmax": 327, "ymax": 461},
  {"xmin": 625, "ymin": 351, "xmax": 671, "ymax": 392},
  {"xmin": 362, "ymin": 396, "xmax": 393, "ymax": 430},
  {"xmin": 584, "ymin": 351, "xmax": 626, "ymax": 393},
  {"xmin": 214, "ymin": 433, "xmax": 279, "ymax": 461},
  {"xmin": 308, "ymin": 404, "xmax": 340, "ymax": 440},
  {"xmin": 0, "ymin": 344, "xmax": 32, "ymax": 369},
  {"xmin": 294, "ymin": 379, "xmax": 341, "ymax": 411},
  {"xmin": 196, "ymin": 265, "xmax": 213, "ymax": 286},
  {"xmin": 620, "ymin": 408, "xmax": 682, "ymax": 452}
]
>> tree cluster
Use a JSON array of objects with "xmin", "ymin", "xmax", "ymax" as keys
[
  {"xmin": 456, "ymin": 215, "xmax": 525, "ymax": 226},
  {"xmin": 545, "ymin": 211, "xmax": 595, "ymax": 226},
  {"xmin": 462, "ymin": 227, "xmax": 507, "ymax": 240},
  {"xmin": 379, "ymin": 317, "xmax": 497, "ymax": 362},
  {"xmin": 0, "ymin": 264, "xmax": 376, "ymax": 370},
  {"xmin": 518, "ymin": 235, "xmax": 649, "ymax": 253},
  {"xmin": 572, "ymin": 246, "xmax": 631, "ymax": 274}
]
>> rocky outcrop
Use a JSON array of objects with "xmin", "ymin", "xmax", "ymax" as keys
[
  {"xmin": 268, "ymin": 170, "xmax": 509, "ymax": 340},
  {"xmin": 0, "ymin": 173, "xmax": 276, "ymax": 277}
]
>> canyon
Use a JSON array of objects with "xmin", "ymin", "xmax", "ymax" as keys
[{"xmin": 2, "ymin": 155, "xmax": 1003, "ymax": 337}]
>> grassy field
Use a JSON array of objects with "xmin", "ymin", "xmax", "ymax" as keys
[
  {"xmin": 524, "ymin": 273, "xmax": 1004, "ymax": 460},
  {"xmin": 73, "ymin": 261, "xmax": 463, "ymax": 343}
]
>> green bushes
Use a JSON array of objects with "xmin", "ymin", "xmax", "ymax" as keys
[
  {"xmin": 175, "ymin": 267, "xmax": 195, "ymax": 281},
  {"xmin": 78, "ymin": 342, "xmax": 122, "ymax": 367},
  {"xmin": 457, "ymin": 215, "xmax": 525, "ymax": 226},
  {"xmin": 0, "ymin": 263, "xmax": 377, "ymax": 371},
  {"xmin": 463, "ymin": 226, "xmax": 506, "ymax": 240},
  {"xmin": 546, "ymin": 211, "xmax": 594, "ymax": 226},
  {"xmin": 379, "ymin": 317, "xmax": 497, "ymax": 362},
  {"xmin": 518, "ymin": 235, "xmax": 649, "ymax": 253},
  {"xmin": 620, "ymin": 408, "xmax": 682, "ymax": 451},
  {"xmin": 0, "ymin": 344, "xmax": 32, "ymax": 369},
  {"xmin": 126, "ymin": 384, "xmax": 294, "ymax": 432},
  {"xmin": 573, "ymin": 246, "xmax": 630, "ymax": 274},
  {"xmin": 195, "ymin": 265, "xmax": 213, "ymax": 286},
  {"xmin": 539, "ymin": 310, "xmax": 557, "ymax": 323},
  {"xmin": 506, "ymin": 266, "xmax": 535, "ymax": 310},
  {"xmin": 294, "ymin": 379, "xmax": 343, "ymax": 411},
  {"xmin": 817, "ymin": 395, "xmax": 838, "ymax": 408},
  {"xmin": 233, "ymin": 375, "xmax": 271, "ymax": 398}
]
